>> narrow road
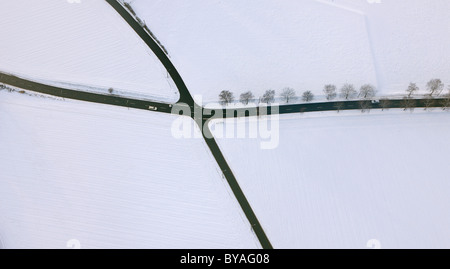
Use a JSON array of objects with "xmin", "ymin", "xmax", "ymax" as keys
[
  {"xmin": 1, "ymin": 71, "xmax": 447, "ymax": 250},
  {"xmin": 105, "ymin": 0, "xmax": 273, "ymax": 249},
  {"xmin": 2, "ymin": 71, "xmax": 445, "ymax": 119},
  {"xmin": 105, "ymin": 0, "xmax": 194, "ymax": 106},
  {"xmin": 0, "ymin": 72, "xmax": 172, "ymax": 113},
  {"xmin": 2, "ymin": 0, "xmax": 448, "ymax": 249},
  {"xmin": 204, "ymin": 98, "xmax": 449, "ymax": 118}
]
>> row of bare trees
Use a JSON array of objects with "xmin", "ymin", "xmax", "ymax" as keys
[
  {"xmin": 219, "ymin": 83, "xmax": 376, "ymax": 106},
  {"xmin": 401, "ymin": 79, "xmax": 450, "ymax": 112},
  {"xmin": 406, "ymin": 79, "xmax": 446, "ymax": 98},
  {"xmin": 323, "ymin": 83, "xmax": 376, "ymax": 101},
  {"xmin": 218, "ymin": 79, "xmax": 449, "ymax": 109},
  {"xmin": 359, "ymin": 79, "xmax": 450, "ymax": 113},
  {"xmin": 400, "ymin": 94, "xmax": 450, "ymax": 112},
  {"xmin": 218, "ymin": 84, "xmax": 376, "ymax": 106},
  {"xmin": 219, "ymin": 89, "xmax": 315, "ymax": 106}
]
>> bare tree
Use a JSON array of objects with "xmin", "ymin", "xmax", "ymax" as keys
[
  {"xmin": 379, "ymin": 98, "xmax": 391, "ymax": 111},
  {"xmin": 219, "ymin": 90, "xmax": 234, "ymax": 106},
  {"xmin": 280, "ymin": 87, "xmax": 296, "ymax": 103},
  {"xmin": 406, "ymin": 83, "xmax": 419, "ymax": 97},
  {"xmin": 359, "ymin": 84, "xmax": 376, "ymax": 99},
  {"xmin": 334, "ymin": 102, "xmax": 345, "ymax": 113},
  {"xmin": 424, "ymin": 96, "xmax": 435, "ymax": 111},
  {"xmin": 302, "ymin": 91, "xmax": 314, "ymax": 102},
  {"xmin": 340, "ymin": 83, "xmax": 357, "ymax": 100},
  {"xmin": 239, "ymin": 91, "xmax": 254, "ymax": 105},
  {"xmin": 427, "ymin": 79, "xmax": 444, "ymax": 97},
  {"xmin": 108, "ymin": 88, "xmax": 114, "ymax": 94},
  {"xmin": 402, "ymin": 97, "xmax": 415, "ymax": 112},
  {"xmin": 323, "ymin": 84, "xmax": 337, "ymax": 101},
  {"xmin": 359, "ymin": 100, "xmax": 371, "ymax": 113},
  {"xmin": 260, "ymin": 90, "xmax": 275, "ymax": 104}
]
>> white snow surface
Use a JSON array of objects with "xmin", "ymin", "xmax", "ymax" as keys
[
  {"xmin": 0, "ymin": 0, "xmax": 178, "ymax": 103},
  {"xmin": 131, "ymin": 0, "xmax": 450, "ymax": 102},
  {"xmin": 0, "ymin": 91, "xmax": 259, "ymax": 249},
  {"xmin": 212, "ymin": 110, "xmax": 450, "ymax": 248},
  {"xmin": 357, "ymin": 0, "xmax": 450, "ymax": 95}
]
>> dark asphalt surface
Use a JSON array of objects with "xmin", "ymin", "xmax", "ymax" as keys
[
  {"xmin": 2, "ymin": 72, "xmax": 448, "ymax": 251},
  {"xmin": 1, "ymin": 0, "xmax": 448, "ymax": 249},
  {"xmin": 0, "ymin": 72, "xmax": 173, "ymax": 113},
  {"xmin": 105, "ymin": 0, "xmax": 274, "ymax": 249},
  {"xmin": 105, "ymin": 0, "xmax": 195, "ymax": 106},
  {"xmin": 2, "ymin": 71, "xmax": 446, "ymax": 119}
]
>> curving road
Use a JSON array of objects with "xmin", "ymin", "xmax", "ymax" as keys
[
  {"xmin": 0, "ymin": 72, "xmax": 173, "ymax": 113},
  {"xmin": 1, "ymin": 70, "xmax": 447, "ymax": 251},
  {"xmin": 105, "ymin": 0, "xmax": 274, "ymax": 249},
  {"xmin": 2, "ymin": 71, "xmax": 446, "ymax": 119},
  {"xmin": 1, "ymin": 0, "xmax": 448, "ymax": 250}
]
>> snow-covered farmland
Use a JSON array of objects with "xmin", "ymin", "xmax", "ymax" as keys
[
  {"xmin": 212, "ymin": 110, "xmax": 450, "ymax": 248},
  {"xmin": 130, "ymin": 0, "xmax": 450, "ymax": 102},
  {"xmin": 359, "ymin": 0, "xmax": 450, "ymax": 95},
  {"xmin": 131, "ymin": 0, "xmax": 376, "ymax": 102},
  {"xmin": 0, "ymin": 91, "xmax": 259, "ymax": 249},
  {"xmin": 0, "ymin": 0, "xmax": 178, "ymax": 102}
]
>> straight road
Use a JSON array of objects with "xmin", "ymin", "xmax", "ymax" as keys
[
  {"xmin": 0, "ymin": 72, "xmax": 172, "ymax": 113},
  {"xmin": 2, "ymin": 70, "xmax": 447, "ymax": 250},
  {"xmin": 2, "ymin": 0, "xmax": 447, "ymax": 249},
  {"xmin": 105, "ymin": 0, "xmax": 274, "ymax": 249},
  {"xmin": 2, "ymin": 71, "xmax": 446, "ymax": 119}
]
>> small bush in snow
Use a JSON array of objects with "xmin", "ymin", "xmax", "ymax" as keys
[{"xmin": 123, "ymin": 2, "xmax": 137, "ymax": 16}]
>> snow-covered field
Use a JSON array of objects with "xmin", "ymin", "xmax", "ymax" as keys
[
  {"xmin": 331, "ymin": 0, "xmax": 450, "ymax": 96},
  {"xmin": 130, "ymin": 0, "xmax": 450, "ymax": 102},
  {"xmin": 0, "ymin": 91, "xmax": 260, "ymax": 249},
  {"xmin": 0, "ymin": 0, "xmax": 178, "ymax": 102},
  {"xmin": 2, "ymin": 0, "xmax": 450, "ymax": 250},
  {"xmin": 212, "ymin": 110, "xmax": 450, "ymax": 248}
]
